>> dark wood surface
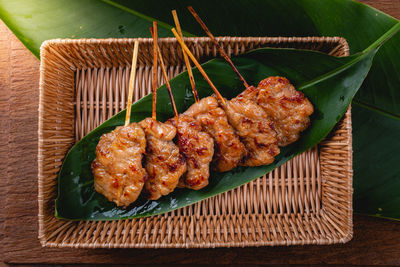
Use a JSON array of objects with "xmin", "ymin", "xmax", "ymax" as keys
[{"xmin": 1, "ymin": 0, "xmax": 400, "ymax": 266}]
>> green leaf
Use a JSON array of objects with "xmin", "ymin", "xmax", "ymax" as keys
[
  {"xmin": 1, "ymin": 0, "xmax": 400, "ymax": 219},
  {"xmin": 352, "ymin": 104, "xmax": 400, "ymax": 220},
  {"xmin": 111, "ymin": 0, "xmax": 400, "ymax": 118},
  {"xmin": 106, "ymin": 0, "xmax": 400, "ymax": 220},
  {"xmin": 55, "ymin": 42, "xmax": 380, "ymax": 220},
  {"xmin": 0, "ymin": 0, "xmax": 189, "ymax": 57}
]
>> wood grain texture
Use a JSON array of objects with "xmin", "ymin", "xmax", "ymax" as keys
[
  {"xmin": 360, "ymin": 0, "xmax": 400, "ymax": 19},
  {"xmin": 0, "ymin": 0, "xmax": 400, "ymax": 265},
  {"xmin": 0, "ymin": 20, "xmax": 11, "ymax": 266}
]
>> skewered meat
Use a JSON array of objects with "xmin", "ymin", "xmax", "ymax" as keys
[
  {"xmin": 184, "ymin": 96, "xmax": 246, "ymax": 172},
  {"xmin": 139, "ymin": 118, "xmax": 186, "ymax": 200},
  {"xmin": 91, "ymin": 123, "xmax": 147, "ymax": 207},
  {"xmin": 168, "ymin": 115, "xmax": 214, "ymax": 190},
  {"xmin": 185, "ymin": 7, "xmax": 313, "ymax": 147},
  {"xmin": 223, "ymin": 95, "xmax": 280, "ymax": 166},
  {"xmin": 241, "ymin": 77, "xmax": 314, "ymax": 146}
]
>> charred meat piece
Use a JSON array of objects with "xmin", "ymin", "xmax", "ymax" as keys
[
  {"xmin": 223, "ymin": 95, "xmax": 280, "ymax": 166},
  {"xmin": 184, "ymin": 96, "xmax": 246, "ymax": 172},
  {"xmin": 242, "ymin": 77, "xmax": 314, "ymax": 146},
  {"xmin": 92, "ymin": 123, "xmax": 147, "ymax": 207},
  {"xmin": 168, "ymin": 115, "xmax": 214, "ymax": 190},
  {"xmin": 139, "ymin": 118, "xmax": 186, "ymax": 200}
]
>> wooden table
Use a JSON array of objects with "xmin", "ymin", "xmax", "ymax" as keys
[{"xmin": 1, "ymin": 1, "xmax": 400, "ymax": 266}]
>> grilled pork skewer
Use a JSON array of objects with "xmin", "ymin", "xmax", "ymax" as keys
[
  {"xmin": 160, "ymin": 11, "xmax": 214, "ymax": 190},
  {"xmin": 171, "ymin": 13, "xmax": 246, "ymax": 172},
  {"xmin": 183, "ymin": 96, "xmax": 246, "ymax": 171},
  {"xmin": 239, "ymin": 77, "xmax": 314, "ymax": 146},
  {"xmin": 139, "ymin": 23, "xmax": 186, "ymax": 200},
  {"xmin": 223, "ymin": 94, "xmax": 279, "ymax": 166},
  {"xmin": 92, "ymin": 12, "xmax": 314, "ymax": 206},
  {"xmin": 92, "ymin": 40, "xmax": 148, "ymax": 207},
  {"xmin": 168, "ymin": 10, "xmax": 214, "ymax": 190},
  {"xmin": 188, "ymin": 6, "xmax": 313, "ymax": 146},
  {"xmin": 172, "ymin": 28, "xmax": 280, "ymax": 167}
]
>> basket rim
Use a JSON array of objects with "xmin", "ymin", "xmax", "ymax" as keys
[{"xmin": 40, "ymin": 35, "xmax": 349, "ymax": 49}]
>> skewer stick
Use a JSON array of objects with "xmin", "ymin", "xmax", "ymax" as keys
[
  {"xmin": 124, "ymin": 40, "xmax": 140, "ymax": 126},
  {"xmin": 171, "ymin": 28, "xmax": 226, "ymax": 106},
  {"xmin": 172, "ymin": 10, "xmax": 199, "ymax": 103},
  {"xmin": 150, "ymin": 27, "xmax": 179, "ymax": 120},
  {"xmin": 188, "ymin": 6, "xmax": 249, "ymax": 88},
  {"xmin": 152, "ymin": 22, "xmax": 158, "ymax": 120},
  {"xmin": 120, "ymin": 40, "xmax": 139, "ymax": 205}
]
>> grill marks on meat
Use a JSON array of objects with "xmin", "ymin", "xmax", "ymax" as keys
[
  {"xmin": 92, "ymin": 75, "xmax": 314, "ymax": 204},
  {"xmin": 139, "ymin": 118, "xmax": 187, "ymax": 200},
  {"xmin": 242, "ymin": 77, "xmax": 314, "ymax": 146},
  {"xmin": 92, "ymin": 123, "xmax": 147, "ymax": 207},
  {"xmin": 168, "ymin": 115, "xmax": 214, "ymax": 190},
  {"xmin": 223, "ymin": 95, "xmax": 280, "ymax": 166},
  {"xmin": 184, "ymin": 96, "xmax": 246, "ymax": 172}
]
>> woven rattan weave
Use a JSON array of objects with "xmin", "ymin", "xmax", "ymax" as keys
[{"xmin": 38, "ymin": 36, "xmax": 352, "ymax": 248}]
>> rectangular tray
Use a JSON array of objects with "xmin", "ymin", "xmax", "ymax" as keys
[{"xmin": 38, "ymin": 36, "xmax": 352, "ymax": 248}]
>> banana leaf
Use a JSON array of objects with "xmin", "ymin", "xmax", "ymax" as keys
[
  {"xmin": 55, "ymin": 24, "xmax": 399, "ymax": 219},
  {"xmin": 1, "ymin": 0, "xmax": 400, "ymax": 219},
  {"xmin": 352, "ymin": 104, "xmax": 400, "ymax": 220}
]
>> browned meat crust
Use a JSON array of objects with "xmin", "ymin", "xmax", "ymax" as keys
[
  {"xmin": 92, "ymin": 123, "xmax": 147, "ymax": 207},
  {"xmin": 139, "ymin": 118, "xmax": 186, "ymax": 200},
  {"xmin": 184, "ymin": 96, "xmax": 246, "ymax": 172},
  {"xmin": 242, "ymin": 77, "xmax": 314, "ymax": 146},
  {"xmin": 223, "ymin": 95, "xmax": 280, "ymax": 166},
  {"xmin": 168, "ymin": 115, "xmax": 214, "ymax": 190},
  {"xmin": 92, "ymin": 76, "xmax": 314, "ymax": 205}
]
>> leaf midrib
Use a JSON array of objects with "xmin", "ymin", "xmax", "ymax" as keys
[
  {"xmin": 298, "ymin": 52, "xmax": 368, "ymax": 90},
  {"xmin": 353, "ymin": 100, "xmax": 400, "ymax": 121},
  {"xmin": 299, "ymin": 22, "xmax": 400, "ymax": 93}
]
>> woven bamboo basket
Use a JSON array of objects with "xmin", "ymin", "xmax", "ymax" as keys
[{"xmin": 38, "ymin": 36, "xmax": 352, "ymax": 248}]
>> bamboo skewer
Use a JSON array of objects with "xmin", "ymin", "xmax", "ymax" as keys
[
  {"xmin": 188, "ymin": 6, "xmax": 250, "ymax": 88},
  {"xmin": 172, "ymin": 10, "xmax": 199, "ymax": 103},
  {"xmin": 119, "ymin": 39, "xmax": 140, "ymax": 206},
  {"xmin": 150, "ymin": 27, "xmax": 179, "ymax": 120},
  {"xmin": 152, "ymin": 21, "xmax": 158, "ymax": 120},
  {"xmin": 171, "ymin": 28, "xmax": 226, "ymax": 106},
  {"xmin": 124, "ymin": 40, "xmax": 140, "ymax": 126}
]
